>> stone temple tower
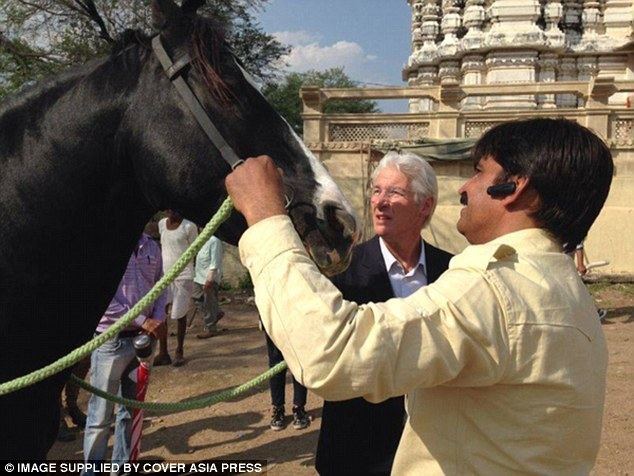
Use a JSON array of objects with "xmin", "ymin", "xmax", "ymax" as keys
[{"xmin": 404, "ymin": 0, "xmax": 633, "ymax": 111}]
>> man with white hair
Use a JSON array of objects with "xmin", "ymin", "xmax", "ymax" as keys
[{"xmin": 316, "ymin": 151, "xmax": 452, "ymax": 476}]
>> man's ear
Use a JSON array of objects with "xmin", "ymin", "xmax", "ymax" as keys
[
  {"xmin": 503, "ymin": 176, "xmax": 540, "ymax": 212},
  {"xmin": 151, "ymin": 0, "xmax": 181, "ymax": 30},
  {"xmin": 419, "ymin": 196, "xmax": 434, "ymax": 221}
]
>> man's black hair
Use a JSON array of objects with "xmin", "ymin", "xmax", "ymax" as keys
[{"xmin": 471, "ymin": 118, "xmax": 613, "ymax": 252}]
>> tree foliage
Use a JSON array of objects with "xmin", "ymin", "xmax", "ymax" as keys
[
  {"xmin": 262, "ymin": 67, "xmax": 379, "ymax": 135},
  {"xmin": 0, "ymin": 0, "xmax": 287, "ymax": 99}
]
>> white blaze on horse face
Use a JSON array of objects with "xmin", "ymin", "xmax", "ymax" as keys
[
  {"xmin": 235, "ymin": 61, "xmax": 358, "ymax": 224},
  {"xmin": 287, "ymin": 126, "xmax": 357, "ymax": 222}
]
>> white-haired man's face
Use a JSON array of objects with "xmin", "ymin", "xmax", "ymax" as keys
[{"xmin": 371, "ymin": 167, "xmax": 432, "ymax": 245}]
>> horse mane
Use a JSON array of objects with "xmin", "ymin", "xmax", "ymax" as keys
[
  {"xmin": 191, "ymin": 17, "xmax": 240, "ymax": 112},
  {"xmin": 110, "ymin": 19, "xmax": 239, "ymax": 111},
  {"xmin": 0, "ymin": 17, "xmax": 237, "ymax": 127},
  {"xmin": 0, "ymin": 59, "xmax": 104, "ymax": 157},
  {"xmin": 0, "ymin": 61, "xmax": 96, "ymax": 114},
  {"xmin": 0, "ymin": 34, "xmax": 145, "ymax": 121}
]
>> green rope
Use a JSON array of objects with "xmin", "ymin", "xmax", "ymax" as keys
[
  {"xmin": 0, "ymin": 198, "xmax": 234, "ymax": 396},
  {"xmin": 70, "ymin": 361, "xmax": 288, "ymax": 413}
]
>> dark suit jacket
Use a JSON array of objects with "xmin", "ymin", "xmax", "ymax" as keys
[{"xmin": 315, "ymin": 236, "xmax": 453, "ymax": 476}]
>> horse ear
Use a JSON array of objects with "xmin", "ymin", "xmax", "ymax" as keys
[
  {"xmin": 181, "ymin": 0, "xmax": 205, "ymax": 15},
  {"xmin": 151, "ymin": 0, "xmax": 181, "ymax": 29}
]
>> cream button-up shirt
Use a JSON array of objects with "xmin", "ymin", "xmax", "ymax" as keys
[{"xmin": 240, "ymin": 216, "xmax": 607, "ymax": 475}]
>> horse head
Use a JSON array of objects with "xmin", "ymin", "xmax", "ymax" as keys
[{"xmin": 130, "ymin": 0, "xmax": 358, "ymax": 275}]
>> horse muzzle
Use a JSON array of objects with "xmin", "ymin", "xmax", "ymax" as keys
[{"xmin": 289, "ymin": 201, "xmax": 359, "ymax": 277}]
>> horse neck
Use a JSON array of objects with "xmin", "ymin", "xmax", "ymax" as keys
[{"xmin": 0, "ymin": 46, "xmax": 153, "ymax": 289}]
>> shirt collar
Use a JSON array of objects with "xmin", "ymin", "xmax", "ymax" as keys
[
  {"xmin": 378, "ymin": 236, "xmax": 426, "ymax": 276},
  {"xmin": 450, "ymin": 228, "xmax": 562, "ymax": 271},
  {"xmin": 487, "ymin": 228, "xmax": 561, "ymax": 253},
  {"xmin": 136, "ymin": 233, "xmax": 152, "ymax": 252}
]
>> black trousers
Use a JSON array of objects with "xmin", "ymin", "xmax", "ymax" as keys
[
  {"xmin": 316, "ymin": 396, "xmax": 404, "ymax": 476},
  {"xmin": 264, "ymin": 332, "xmax": 307, "ymax": 407}
]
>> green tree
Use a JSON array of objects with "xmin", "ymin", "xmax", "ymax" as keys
[
  {"xmin": 262, "ymin": 67, "xmax": 379, "ymax": 134},
  {"xmin": 0, "ymin": 0, "xmax": 287, "ymax": 99}
]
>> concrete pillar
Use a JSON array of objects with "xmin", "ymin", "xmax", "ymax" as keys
[
  {"xmin": 461, "ymin": 54, "xmax": 485, "ymax": 110},
  {"xmin": 538, "ymin": 53, "xmax": 559, "ymax": 108},
  {"xmin": 556, "ymin": 57, "xmax": 578, "ymax": 108},
  {"xmin": 485, "ymin": 51, "xmax": 538, "ymax": 109}
]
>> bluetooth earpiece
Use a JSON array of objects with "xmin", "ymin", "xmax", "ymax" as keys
[{"xmin": 486, "ymin": 182, "xmax": 517, "ymax": 197}]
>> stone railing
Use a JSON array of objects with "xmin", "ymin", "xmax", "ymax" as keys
[{"xmin": 301, "ymin": 78, "xmax": 634, "ymax": 149}]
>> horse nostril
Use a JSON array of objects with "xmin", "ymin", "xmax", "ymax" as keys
[
  {"xmin": 323, "ymin": 202, "xmax": 357, "ymax": 240},
  {"xmin": 337, "ymin": 209, "xmax": 358, "ymax": 239}
]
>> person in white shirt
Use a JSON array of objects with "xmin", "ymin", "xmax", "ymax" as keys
[
  {"xmin": 193, "ymin": 235, "xmax": 224, "ymax": 339},
  {"xmin": 155, "ymin": 210, "xmax": 198, "ymax": 367}
]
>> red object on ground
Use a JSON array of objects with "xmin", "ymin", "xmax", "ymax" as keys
[{"xmin": 129, "ymin": 360, "xmax": 151, "ymax": 462}]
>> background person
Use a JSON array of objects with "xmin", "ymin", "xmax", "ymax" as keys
[
  {"xmin": 226, "ymin": 118, "xmax": 613, "ymax": 474},
  {"xmin": 574, "ymin": 241, "xmax": 608, "ymax": 321},
  {"xmin": 83, "ymin": 233, "xmax": 166, "ymax": 471},
  {"xmin": 154, "ymin": 210, "xmax": 197, "ymax": 367},
  {"xmin": 194, "ymin": 235, "xmax": 225, "ymax": 339},
  {"xmin": 316, "ymin": 151, "xmax": 452, "ymax": 476},
  {"xmin": 574, "ymin": 242, "xmax": 588, "ymax": 276},
  {"xmin": 264, "ymin": 329, "xmax": 311, "ymax": 431}
]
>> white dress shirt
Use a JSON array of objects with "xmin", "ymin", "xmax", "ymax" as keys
[{"xmin": 378, "ymin": 237, "xmax": 427, "ymax": 298}]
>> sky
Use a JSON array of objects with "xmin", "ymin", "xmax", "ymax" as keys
[{"xmin": 255, "ymin": 0, "xmax": 413, "ymax": 111}]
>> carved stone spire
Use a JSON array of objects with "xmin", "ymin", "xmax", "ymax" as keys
[
  {"xmin": 603, "ymin": 0, "xmax": 633, "ymax": 44},
  {"xmin": 486, "ymin": 0, "xmax": 543, "ymax": 47},
  {"xmin": 577, "ymin": 0, "xmax": 603, "ymax": 50},
  {"xmin": 412, "ymin": 0, "xmax": 441, "ymax": 66},
  {"xmin": 462, "ymin": 0, "xmax": 487, "ymax": 50},
  {"xmin": 408, "ymin": 0, "xmax": 424, "ymax": 67},
  {"xmin": 544, "ymin": 0, "xmax": 565, "ymax": 48},
  {"xmin": 438, "ymin": 0, "xmax": 462, "ymax": 57},
  {"xmin": 560, "ymin": 0, "xmax": 583, "ymax": 48}
]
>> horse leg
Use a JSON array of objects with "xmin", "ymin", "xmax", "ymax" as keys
[{"xmin": 0, "ymin": 372, "xmax": 68, "ymax": 459}]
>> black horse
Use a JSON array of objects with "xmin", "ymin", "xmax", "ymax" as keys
[{"xmin": 0, "ymin": 0, "xmax": 357, "ymax": 459}]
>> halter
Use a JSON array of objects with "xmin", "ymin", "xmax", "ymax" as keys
[
  {"xmin": 151, "ymin": 35, "xmax": 243, "ymax": 170},
  {"xmin": 151, "ymin": 35, "xmax": 293, "ymax": 209}
]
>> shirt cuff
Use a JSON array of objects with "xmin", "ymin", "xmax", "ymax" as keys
[
  {"xmin": 239, "ymin": 215, "xmax": 304, "ymax": 277},
  {"xmin": 133, "ymin": 314, "xmax": 148, "ymax": 328}
]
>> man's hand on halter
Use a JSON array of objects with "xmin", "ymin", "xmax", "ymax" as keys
[{"xmin": 225, "ymin": 155, "xmax": 287, "ymax": 226}]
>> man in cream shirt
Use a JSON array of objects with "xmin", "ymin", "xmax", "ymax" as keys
[{"xmin": 225, "ymin": 118, "xmax": 612, "ymax": 475}]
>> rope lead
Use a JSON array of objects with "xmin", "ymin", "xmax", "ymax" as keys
[{"xmin": 0, "ymin": 198, "xmax": 244, "ymax": 396}]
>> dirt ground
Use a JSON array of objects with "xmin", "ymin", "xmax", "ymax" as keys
[{"xmin": 50, "ymin": 284, "xmax": 633, "ymax": 475}]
